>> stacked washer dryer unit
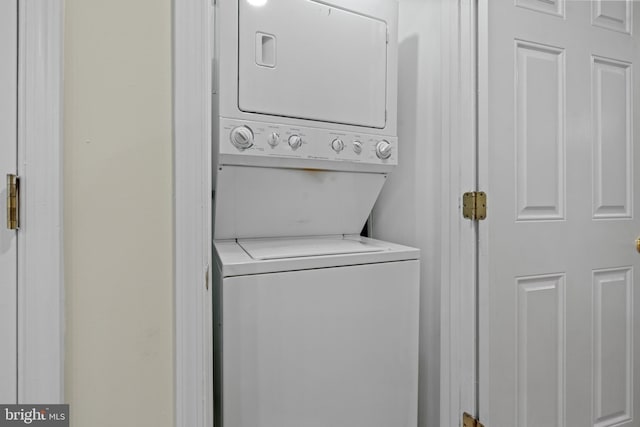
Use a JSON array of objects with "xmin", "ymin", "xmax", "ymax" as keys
[{"xmin": 212, "ymin": 1, "xmax": 419, "ymax": 427}]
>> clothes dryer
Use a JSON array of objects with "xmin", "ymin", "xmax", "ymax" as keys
[{"xmin": 212, "ymin": 0, "xmax": 400, "ymax": 240}]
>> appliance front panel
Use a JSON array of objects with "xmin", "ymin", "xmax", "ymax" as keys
[
  {"xmin": 219, "ymin": 260, "xmax": 419, "ymax": 427},
  {"xmin": 238, "ymin": 0, "xmax": 388, "ymax": 128}
]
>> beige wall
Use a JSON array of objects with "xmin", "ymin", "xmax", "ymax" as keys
[{"xmin": 64, "ymin": 0, "xmax": 174, "ymax": 426}]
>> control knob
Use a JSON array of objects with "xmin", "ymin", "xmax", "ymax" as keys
[
  {"xmin": 353, "ymin": 140, "xmax": 362, "ymax": 154},
  {"xmin": 375, "ymin": 140, "xmax": 392, "ymax": 160},
  {"xmin": 229, "ymin": 126, "xmax": 254, "ymax": 150},
  {"xmin": 288, "ymin": 135, "xmax": 303, "ymax": 150},
  {"xmin": 267, "ymin": 132, "xmax": 280, "ymax": 147},
  {"xmin": 331, "ymin": 138, "xmax": 344, "ymax": 153}
]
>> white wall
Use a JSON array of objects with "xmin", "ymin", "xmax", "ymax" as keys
[
  {"xmin": 63, "ymin": 1, "xmax": 174, "ymax": 426},
  {"xmin": 372, "ymin": 1, "xmax": 442, "ymax": 426}
]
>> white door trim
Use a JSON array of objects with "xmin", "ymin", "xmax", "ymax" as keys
[
  {"xmin": 16, "ymin": 0, "xmax": 64, "ymax": 403},
  {"xmin": 476, "ymin": 0, "xmax": 489, "ymax": 420},
  {"xmin": 173, "ymin": 0, "xmax": 213, "ymax": 426},
  {"xmin": 440, "ymin": 0, "xmax": 478, "ymax": 425}
]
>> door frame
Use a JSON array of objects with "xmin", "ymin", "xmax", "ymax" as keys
[
  {"xmin": 173, "ymin": 0, "xmax": 480, "ymax": 426},
  {"xmin": 476, "ymin": 0, "xmax": 489, "ymax": 421},
  {"xmin": 440, "ymin": 0, "xmax": 478, "ymax": 426},
  {"xmin": 15, "ymin": 0, "xmax": 64, "ymax": 403},
  {"xmin": 173, "ymin": 0, "xmax": 214, "ymax": 426}
]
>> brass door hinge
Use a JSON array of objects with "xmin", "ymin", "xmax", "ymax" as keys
[
  {"xmin": 463, "ymin": 412, "xmax": 485, "ymax": 427},
  {"xmin": 463, "ymin": 191, "xmax": 487, "ymax": 221},
  {"xmin": 6, "ymin": 174, "xmax": 19, "ymax": 230}
]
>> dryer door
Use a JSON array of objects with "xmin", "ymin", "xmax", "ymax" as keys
[{"xmin": 238, "ymin": 0, "xmax": 388, "ymax": 128}]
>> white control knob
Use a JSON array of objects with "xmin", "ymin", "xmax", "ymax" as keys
[
  {"xmin": 288, "ymin": 135, "xmax": 303, "ymax": 150},
  {"xmin": 353, "ymin": 140, "xmax": 362, "ymax": 154},
  {"xmin": 267, "ymin": 132, "xmax": 280, "ymax": 147},
  {"xmin": 331, "ymin": 138, "xmax": 344, "ymax": 153},
  {"xmin": 375, "ymin": 140, "xmax": 392, "ymax": 159},
  {"xmin": 229, "ymin": 126, "xmax": 254, "ymax": 150}
]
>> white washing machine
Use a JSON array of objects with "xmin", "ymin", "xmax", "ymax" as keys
[{"xmin": 213, "ymin": 235, "xmax": 419, "ymax": 427}]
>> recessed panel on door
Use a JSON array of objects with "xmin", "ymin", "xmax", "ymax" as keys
[{"xmin": 238, "ymin": 0, "xmax": 388, "ymax": 128}]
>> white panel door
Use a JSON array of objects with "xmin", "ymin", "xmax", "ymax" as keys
[
  {"xmin": 480, "ymin": 1, "xmax": 639, "ymax": 426},
  {"xmin": 0, "ymin": 0, "xmax": 18, "ymax": 404}
]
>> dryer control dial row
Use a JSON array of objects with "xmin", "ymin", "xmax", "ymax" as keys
[{"xmin": 222, "ymin": 119, "xmax": 397, "ymax": 166}]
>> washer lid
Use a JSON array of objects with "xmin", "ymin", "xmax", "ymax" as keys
[
  {"xmin": 238, "ymin": 236, "xmax": 384, "ymax": 260},
  {"xmin": 215, "ymin": 236, "xmax": 419, "ymax": 277}
]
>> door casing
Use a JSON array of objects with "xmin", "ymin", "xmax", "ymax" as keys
[
  {"xmin": 440, "ymin": 0, "xmax": 478, "ymax": 426},
  {"xmin": 173, "ymin": 0, "xmax": 214, "ymax": 426},
  {"xmin": 15, "ymin": 0, "xmax": 64, "ymax": 403}
]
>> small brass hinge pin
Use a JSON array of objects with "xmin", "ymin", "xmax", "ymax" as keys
[{"xmin": 6, "ymin": 174, "xmax": 19, "ymax": 230}]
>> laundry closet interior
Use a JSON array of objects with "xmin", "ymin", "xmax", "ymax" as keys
[{"xmin": 209, "ymin": 1, "xmax": 443, "ymax": 426}]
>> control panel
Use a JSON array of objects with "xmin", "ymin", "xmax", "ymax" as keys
[{"xmin": 219, "ymin": 118, "xmax": 398, "ymax": 165}]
